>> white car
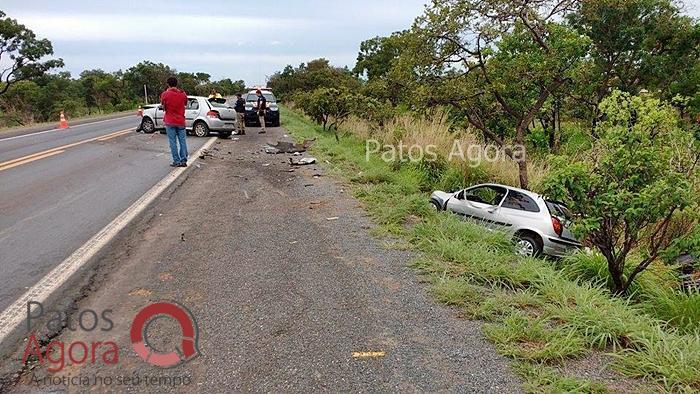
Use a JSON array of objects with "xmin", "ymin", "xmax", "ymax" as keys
[
  {"xmin": 139, "ymin": 96, "xmax": 237, "ymax": 138},
  {"xmin": 430, "ymin": 183, "xmax": 582, "ymax": 257}
]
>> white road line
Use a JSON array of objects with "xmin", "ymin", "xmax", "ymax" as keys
[
  {"xmin": 0, "ymin": 137, "xmax": 217, "ymax": 345},
  {"xmin": 0, "ymin": 115, "xmax": 133, "ymax": 142}
]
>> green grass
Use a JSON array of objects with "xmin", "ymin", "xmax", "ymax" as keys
[{"xmin": 281, "ymin": 107, "xmax": 700, "ymax": 392}]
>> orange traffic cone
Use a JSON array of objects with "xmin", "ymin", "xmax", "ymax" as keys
[
  {"xmin": 59, "ymin": 111, "xmax": 69, "ymax": 129},
  {"xmin": 137, "ymin": 106, "xmax": 144, "ymax": 117}
]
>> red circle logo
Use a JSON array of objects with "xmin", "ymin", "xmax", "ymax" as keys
[{"xmin": 130, "ymin": 301, "xmax": 199, "ymax": 367}]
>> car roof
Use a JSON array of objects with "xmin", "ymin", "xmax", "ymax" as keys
[{"xmin": 473, "ymin": 183, "xmax": 543, "ymax": 200}]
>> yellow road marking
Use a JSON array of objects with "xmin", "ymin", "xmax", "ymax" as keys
[
  {"xmin": 352, "ymin": 351, "xmax": 386, "ymax": 359},
  {"xmin": 0, "ymin": 128, "xmax": 133, "ymax": 171},
  {"xmin": 0, "ymin": 150, "xmax": 65, "ymax": 171},
  {"xmin": 97, "ymin": 129, "xmax": 132, "ymax": 141}
]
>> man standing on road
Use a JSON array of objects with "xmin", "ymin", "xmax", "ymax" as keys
[
  {"xmin": 234, "ymin": 93, "xmax": 246, "ymax": 135},
  {"xmin": 161, "ymin": 77, "xmax": 189, "ymax": 167},
  {"xmin": 256, "ymin": 89, "xmax": 267, "ymax": 134}
]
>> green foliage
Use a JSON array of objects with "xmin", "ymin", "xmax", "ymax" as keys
[
  {"xmin": 268, "ymin": 58, "xmax": 360, "ymax": 100},
  {"xmin": 0, "ymin": 10, "xmax": 63, "ymax": 96},
  {"xmin": 542, "ymin": 90, "xmax": 699, "ymax": 294},
  {"xmin": 295, "ymin": 87, "xmax": 365, "ymax": 137}
]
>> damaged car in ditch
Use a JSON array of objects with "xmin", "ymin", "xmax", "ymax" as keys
[{"xmin": 429, "ymin": 183, "xmax": 581, "ymax": 258}]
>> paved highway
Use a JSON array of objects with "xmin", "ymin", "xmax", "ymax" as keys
[{"xmin": 0, "ymin": 117, "xmax": 208, "ymax": 311}]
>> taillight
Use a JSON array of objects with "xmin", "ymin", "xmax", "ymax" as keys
[
  {"xmin": 206, "ymin": 110, "xmax": 220, "ymax": 119},
  {"xmin": 551, "ymin": 217, "xmax": 563, "ymax": 236}
]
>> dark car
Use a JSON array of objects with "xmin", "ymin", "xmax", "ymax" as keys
[{"xmin": 244, "ymin": 90, "xmax": 280, "ymax": 127}]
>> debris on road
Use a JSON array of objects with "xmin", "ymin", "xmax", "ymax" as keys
[
  {"xmin": 264, "ymin": 139, "xmax": 316, "ymax": 154},
  {"xmin": 326, "ymin": 217, "xmax": 339, "ymax": 221},
  {"xmin": 199, "ymin": 150, "xmax": 214, "ymax": 159},
  {"xmin": 289, "ymin": 157, "xmax": 317, "ymax": 166},
  {"xmin": 352, "ymin": 351, "xmax": 386, "ymax": 359}
]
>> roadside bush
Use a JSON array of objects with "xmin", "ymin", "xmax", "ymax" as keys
[{"xmin": 542, "ymin": 91, "xmax": 700, "ymax": 294}]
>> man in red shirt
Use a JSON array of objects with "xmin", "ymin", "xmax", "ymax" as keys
[{"xmin": 160, "ymin": 77, "xmax": 189, "ymax": 167}]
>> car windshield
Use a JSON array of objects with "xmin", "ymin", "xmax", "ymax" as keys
[{"xmin": 246, "ymin": 93, "xmax": 276, "ymax": 102}]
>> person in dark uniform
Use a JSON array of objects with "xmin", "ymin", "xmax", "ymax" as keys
[
  {"xmin": 256, "ymin": 89, "xmax": 267, "ymax": 134},
  {"xmin": 233, "ymin": 93, "xmax": 246, "ymax": 135}
]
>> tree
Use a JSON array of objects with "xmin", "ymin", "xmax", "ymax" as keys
[
  {"xmin": 0, "ymin": 11, "xmax": 63, "ymax": 95},
  {"xmin": 123, "ymin": 61, "xmax": 174, "ymax": 103},
  {"xmin": 0, "ymin": 80, "xmax": 40, "ymax": 125},
  {"xmin": 408, "ymin": 0, "xmax": 590, "ymax": 188},
  {"xmin": 296, "ymin": 87, "xmax": 364, "ymax": 141},
  {"xmin": 542, "ymin": 91, "xmax": 700, "ymax": 294},
  {"xmin": 568, "ymin": 0, "xmax": 700, "ymax": 128},
  {"xmin": 268, "ymin": 58, "xmax": 360, "ymax": 99},
  {"xmin": 354, "ymin": 31, "xmax": 409, "ymax": 81}
]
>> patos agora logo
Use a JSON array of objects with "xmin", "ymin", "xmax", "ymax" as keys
[{"xmin": 24, "ymin": 300, "xmax": 200, "ymax": 371}]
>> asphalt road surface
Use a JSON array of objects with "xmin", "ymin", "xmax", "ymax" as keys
[
  {"xmin": 0, "ymin": 117, "xmax": 208, "ymax": 311},
  {"xmin": 3, "ymin": 125, "xmax": 520, "ymax": 392}
]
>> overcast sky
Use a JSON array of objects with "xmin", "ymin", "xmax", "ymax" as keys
[
  {"xmin": 1, "ymin": 0, "xmax": 428, "ymax": 86},
  {"xmin": 2, "ymin": 0, "xmax": 699, "ymax": 86}
]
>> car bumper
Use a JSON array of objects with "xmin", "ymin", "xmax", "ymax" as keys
[
  {"xmin": 245, "ymin": 110, "xmax": 279, "ymax": 124},
  {"xmin": 206, "ymin": 118, "xmax": 236, "ymax": 131},
  {"xmin": 543, "ymin": 237, "xmax": 582, "ymax": 258}
]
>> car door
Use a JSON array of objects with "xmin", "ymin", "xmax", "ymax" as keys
[
  {"xmin": 153, "ymin": 105, "xmax": 164, "ymax": 128},
  {"xmin": 461, "ymin": 185, "xmax": 508, "ymax": 228},
  {"xmin": 185, "ymin": 98, "xmax": 200, "ymax": 129}
]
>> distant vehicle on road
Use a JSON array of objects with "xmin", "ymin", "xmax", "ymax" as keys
[
  {"xmin": 244, "ymin": 90, "xmax": 280, "ymax": 127},
  {"xmin": 139, "ymin": 96, "xmax": 236, "ymax": 138},
  {"xmin": 429, "ymin": 183, "xmax": 581, "ymax": 258}
]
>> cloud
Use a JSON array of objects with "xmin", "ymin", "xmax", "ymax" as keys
[{"xmin": 12, "ymin": 13, "xmax": 320, "ymax": 44}]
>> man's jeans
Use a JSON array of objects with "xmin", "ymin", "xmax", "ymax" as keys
[{"xmin": 165, "ymin": 125, "xmax": 188, "ymax": 164}]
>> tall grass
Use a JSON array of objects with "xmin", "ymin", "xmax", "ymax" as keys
[{"xmin": 340, "ymin": 112, "xmax": 551, "ymax": 190}]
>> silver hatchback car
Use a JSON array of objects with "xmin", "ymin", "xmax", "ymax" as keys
[
  {"xmin": 429, "ymin": 183, "xmax": 581, "ymax": 257},
  {"xmin": 139, "ymin": 96, "xmax": 237, "ymax": 138}
]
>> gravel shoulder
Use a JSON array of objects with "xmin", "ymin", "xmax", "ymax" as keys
[{"xmin": 5, "ymin": 125, "xmax": 521, "ymax": 392}]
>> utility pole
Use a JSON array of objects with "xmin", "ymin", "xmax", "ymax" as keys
[{"xmin": 144, "ymin": 84, "xmax": 148, "ymax": 105}]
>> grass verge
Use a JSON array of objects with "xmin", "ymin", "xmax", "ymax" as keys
[{"xmin": 281, "ymin": 107, "xmax": 700, "ymax": 393}]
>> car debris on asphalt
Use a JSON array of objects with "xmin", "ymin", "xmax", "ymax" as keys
[
  {"xmin": 264, "ymin": 139, "xmax": 316, "ymax": 154},
  {"xmin": 289, "ymin": 157, "xmax": 317, "ymax": 166}
]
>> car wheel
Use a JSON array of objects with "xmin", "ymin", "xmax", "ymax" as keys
[
  {"xmin": 141, "ymin": 118, "xmax": 155, "ymax": 134},
  {"xmin": 429, "ymin": 201, "xmax": 441, "ymax": 211},
  {"xmin": 219, "ymin": 131, "xmax": 232, "ymax": 139},
  {"xmin": 193, "ymin": 122, "xmax": 209, "ymax": 137},
  {"xmin": 273, "ymin": 120, "xmax": 281, "ymax": 127},
  {"xmin": 515, "ymin": 234, "xmax": 542, "ymax": 257}
]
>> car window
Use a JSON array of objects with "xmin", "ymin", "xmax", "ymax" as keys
[
  {"xmin": 186, "ymin": 99, "xmax": 199, "ymax": 110},
  {"xmin": 209, "ymin": 100, "xmax": 229, "ymax": 108},
  {"xmin": 502, "ymin": 190, "xmax": 540, "ymax": 212},
  {"xmin": 546, "ymin": 201, "xmax": 573, "ymax": 220},
  {"xmin": 464, "ymin": 186, "xmax": 506, "ymax": 206},
  {"xmin": 246, "ymin": 93, "xmax": 275, "ymax": 102}
]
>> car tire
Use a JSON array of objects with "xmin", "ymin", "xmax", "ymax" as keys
[
  {"xmin": 272, "ymin": 120, "xmax": 281, "ymax": 127},
  {"xmin": 515, "ymin": 234, "xmax": 542, "ymax": 258},
  {"xmin": 141, "ymin": 117, "xmax": 155, "ymax": 134},
  {"xmin": 429, "ymin": 200, "xmax": 442, "ymax": 211},
  {"xmin": 193, "ymin": 121, "xmax": 209, "ymax": 137},
  {"xmin": 219, "ymin": 131, "xmax": 232, "ymax": 139}
]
